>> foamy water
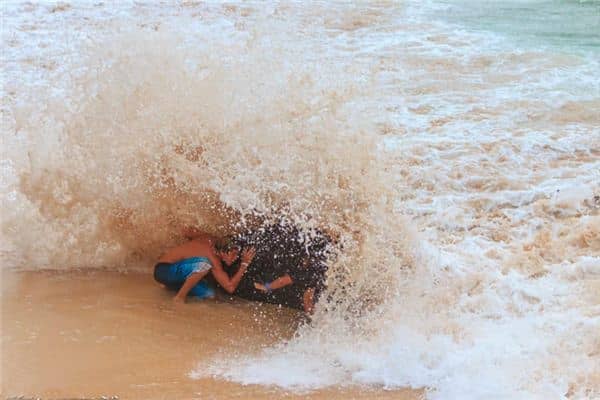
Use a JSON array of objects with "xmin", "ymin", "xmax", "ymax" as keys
[{"xmin": 2, "ymin": 1, "xmax": 599, "ymax": 399}]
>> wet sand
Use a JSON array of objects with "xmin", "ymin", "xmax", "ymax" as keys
[{"xmin": 1, "ymin": 269, "xmax": 421, "ymax": 399}]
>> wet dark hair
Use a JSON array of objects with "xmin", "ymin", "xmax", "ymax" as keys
[{"xmin": 215, "ymin": 236, "xmax": 241, "ymax": 254}]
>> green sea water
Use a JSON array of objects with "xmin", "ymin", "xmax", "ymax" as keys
[{"xmin": 438, "ymin": 0, "xmax": 600, "ymax": 51}]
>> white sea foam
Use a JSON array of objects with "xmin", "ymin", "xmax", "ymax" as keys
[{"xmin": 2, "ymin": 1, "xmax": 599, "ymax": 399}]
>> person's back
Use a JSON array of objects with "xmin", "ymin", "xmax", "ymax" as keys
[{"xmin": 157, "ymin": 237, "xmax": 214, "ymax": 264}]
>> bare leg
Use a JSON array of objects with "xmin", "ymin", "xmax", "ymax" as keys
[
  {"xmin": 174, "ymin": 270, "xmax": 209, "ymax": 303},
  {"xmin": 303, "ymin": 287, "xmax": 315, "ymax": 314}
]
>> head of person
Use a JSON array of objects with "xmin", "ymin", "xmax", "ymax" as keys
[{"xmin": 215, "ymin": 236, "xmax": 241, "ymax": 266}]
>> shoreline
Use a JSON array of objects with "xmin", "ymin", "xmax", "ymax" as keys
[{"xmin": 1, "ymin": 268, "xmax": 421, "ymax": 399}]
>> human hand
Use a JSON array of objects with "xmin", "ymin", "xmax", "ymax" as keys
[
  {"xmin": 241, "ymin": 247, "xmax": 256, "ymax": 265},
  {"xmin": 254, "ymin": 282, "xmax": 267, "ymax": 292}
]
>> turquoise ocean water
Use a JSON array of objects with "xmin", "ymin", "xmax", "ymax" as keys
[{"xmin": 438, "ymin": 0, "xmax": 600, "ymax": 51}]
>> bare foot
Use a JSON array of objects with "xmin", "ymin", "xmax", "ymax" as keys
[{"xmin": 173, "ymin": 295, "xmax": 186, "ymax": 304}]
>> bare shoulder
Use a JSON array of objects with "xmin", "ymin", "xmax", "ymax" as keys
[{"xmin": 207, "ymin": 252, "xmax": 222, "ymax": 268}]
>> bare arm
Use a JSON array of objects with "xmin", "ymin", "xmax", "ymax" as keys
[
  {"xmin": 174, "ymin": 270, "xmax": 210, "ymax": 302},
  {"xmin": 269, "ymin": 274, "xmax": 294, "ymax": 289},
  {"xmin": 211, "ymin": 247, "xmax": 256, "ymax": 294},
  {"xmin": 254, "ymin": 274, "xmax": 293, "ymax": 292},
  {"xmin": 211, "ymin": 262, "xmax": 247, "ymax": 294}
]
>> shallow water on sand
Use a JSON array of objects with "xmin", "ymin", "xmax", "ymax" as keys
[{"xmin": 0, "ymin": 269, "xmax": 419, "ymax": 399}]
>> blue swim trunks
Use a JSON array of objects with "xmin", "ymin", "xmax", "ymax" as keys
[{"xmin": 153, "ymin": 257, "xmax": 215, "ymax": 299}]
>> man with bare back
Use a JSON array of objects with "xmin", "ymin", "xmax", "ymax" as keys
[{"xmin": 153, "ymin": 231, "xmax": 255, "ymax": 303}]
